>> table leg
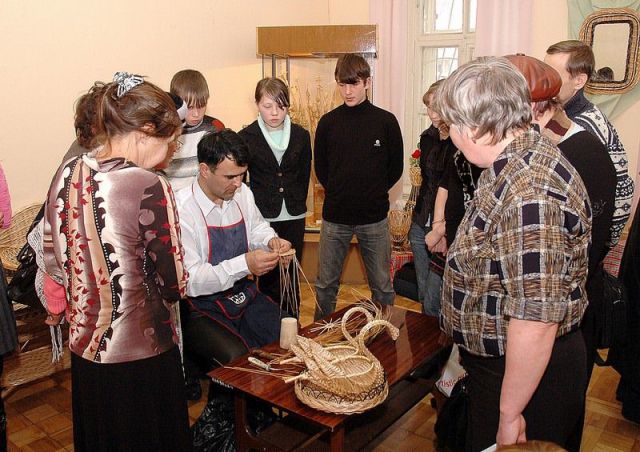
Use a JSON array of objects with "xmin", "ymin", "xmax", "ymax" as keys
[
  {"xmin": 329, "ymin": 424, "xmax": 345, "ymax": 452},
  {"xmin": 234, "ymin": 393, "xmax": 252, "ymax": 452},
  {"xmin": 234, "ymin": 393, "xmax": 281, "ymax": 452}
]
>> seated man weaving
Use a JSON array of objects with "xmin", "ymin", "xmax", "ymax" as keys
[{"xmin": 176, "ymin": 129, "xmax": 291, "ymax": 373}]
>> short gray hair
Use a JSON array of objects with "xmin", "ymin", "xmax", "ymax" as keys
[{"xmin": 434, "ymin": 57, "xmax": 532, "ymax": 145}]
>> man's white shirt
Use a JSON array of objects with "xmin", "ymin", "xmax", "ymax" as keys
[{"xmin": 174, "ymin": 181, "xmax": 276, "ymax": 297}]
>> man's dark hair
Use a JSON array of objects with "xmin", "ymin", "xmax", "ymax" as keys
[
  {"xmin": 546, "ymin": 40, "xmax": 595, "ymax": 80},
  {"xmin": 334, "ymin": 54, "xmax": 371, "ymax": 84},
  {"xmin": 197, "ymin": 129, "xmax": 249, "ymax": 168}
]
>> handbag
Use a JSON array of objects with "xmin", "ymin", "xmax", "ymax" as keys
[
  {"xmin": 6, "ymin": 205, "xmax": 44, "ymax": 310},
  {"xmin": 594, "ymin": 265, "xmax": 627, "ymax": 366},
  {"xmin": 434, "ymin": 376, "xmax": 468, "ymax": 452}
]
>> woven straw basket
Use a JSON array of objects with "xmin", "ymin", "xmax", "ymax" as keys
[
  {"xmin": 287, "ymin": 306, "xmax": 399, "ymax": 414},
  {"xmin": 409, "ymin": 167, "xmax": 422, "ymax": 187},
  {"xmin": 0, "ymin": 204, "xmax": 42, "ymax": 276},
  {"xmin": 388, "ymin": 210, "xmax": 411, "ymax": 251}
]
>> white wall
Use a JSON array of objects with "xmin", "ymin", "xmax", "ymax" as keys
[
  {"xmin": 3, "ymin": 0, "xmax": 638, "ymax": 212},
  {"xmin": 0, "ymin": 0, "xmax": 369, "ymax": 210}
]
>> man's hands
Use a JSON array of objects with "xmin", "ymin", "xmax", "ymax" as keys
[
  {"xmin": 268, "ymin": 237, "xmax": 292, "ymax": 255},
  {"xmin": 245, "ymin": 249, "xmax": 279, "ymax": 276},
  {"xmin": 245, "ymin": 237, "xmax": 292, "ymax": 276}
]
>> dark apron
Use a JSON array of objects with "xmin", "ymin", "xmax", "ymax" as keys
[{"xmin": 188, "ymin": 201, "xmax": 281, "ymax": 349}]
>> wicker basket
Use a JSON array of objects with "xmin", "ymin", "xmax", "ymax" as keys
[
  {"xmin": 388, "ymin": 210, "xmax": 412, "ymax": 251},
  {"xmin": 409, "ymin": 167, "xmax": 422, "ymax": 187},
  {"xmin": 1, "ymin": 303, "xmax": 71, "ymax": 394},
  {"xmin": 0, "ymin": 203, "xmax": 42, "ymax": 276},
  {"xmin": 287, "ymin": 306, "xmax": 399, "ymax": 414},
  {"xmin": 2, "ymin": 344, "xmax": 71, "ymax": 390}
]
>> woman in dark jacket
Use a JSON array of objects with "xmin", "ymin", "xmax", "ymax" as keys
[
  {"xmin": 239, "ymin": 78, "xmax": 311, "ymax": 313},
  {"xmin": 409, "ymin": 80, "xmax": 456, "ymax": 317}
]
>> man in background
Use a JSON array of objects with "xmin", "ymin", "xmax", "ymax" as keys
[{"xmin": 545, "ymin": 40, "xmax": 634, "ymax": 246}]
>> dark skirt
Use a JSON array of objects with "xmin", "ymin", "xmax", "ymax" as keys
[
  {"xmin": 460, "ymin": 330, "xmax": 586, "ymax": 451},
  {"xmin": 71, "ymin": 347, "xmax": 191, "ymax": 452},
  {"xmin": 0, "ymin": 261, "xmax": 17, "ymax": 357}
]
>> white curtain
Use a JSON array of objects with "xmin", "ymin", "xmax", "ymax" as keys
[
  {"xmin": 474, "ymin": 0, "xmax": 533, "ymax": 57},
  {"xmin": 369, "ymin": 0, "xmax": 408, "ymax": 203}
]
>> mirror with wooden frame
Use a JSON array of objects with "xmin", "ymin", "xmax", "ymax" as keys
[{"xmin": 579, "ymin": 8, "xmax": 640, "ymax": 95}]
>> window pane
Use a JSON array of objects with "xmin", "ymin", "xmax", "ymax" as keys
[
  {"xmin": 435, "ymin": 0, "xmax": 463, "ymax": 32},
  {"xmin": 422, "ymin": 0, "xmax": 464, "ymax": 34},
  {"xmin": 422, "ymin": 46, "xmax": 459, "ymax": 85},
  {"xmin": 469, "ymin": 0, "xmax": 477, "ymax": 31}
]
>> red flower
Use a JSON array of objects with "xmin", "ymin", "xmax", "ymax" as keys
[{"xmin": 411, "ymin": 149, "xmax": 421, "ymax": 159}]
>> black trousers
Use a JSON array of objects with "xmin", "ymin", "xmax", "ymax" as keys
[
  {"xmin": 258, "ymin": 218, "xmax": 305, "ymax": 314},
  {"xmin": 0, "ymin": 355, "xmax": 5, "ymax": 452},
  {"xmin": 182, "ymin": 314, "xmax": 249, "ymax": 373},
  {"xmin": 565, "ymin": 269, "xmax": 604, "ymax": 451},
  {"xmin": 460, "ymin": 330, "xmax": 587, "ymax": 452}
]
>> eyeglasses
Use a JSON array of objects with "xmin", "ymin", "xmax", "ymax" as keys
[{"xmin": 171, "ymin": 138, "xmax": 183, "ymax": 151}]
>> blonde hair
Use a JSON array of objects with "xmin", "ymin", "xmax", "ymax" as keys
[{"xmin": 422, "ymin": 79, "xmax": 445, "ymax": 107}]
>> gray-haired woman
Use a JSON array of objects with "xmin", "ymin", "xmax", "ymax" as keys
[{"xmin": 436, "ymin": 57, "xmax": 591, "ymax": 450}]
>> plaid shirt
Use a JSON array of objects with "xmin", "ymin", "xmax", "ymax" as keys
[{"xmin": 440, "ymin": 130, "xmax": 592, "ymax": 357}]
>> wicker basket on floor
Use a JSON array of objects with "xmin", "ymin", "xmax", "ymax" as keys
[
  {"xmin": 0, "ymin": 203, "xmax": 42, "ymax": 276},
  {"xmin": 2, "ymin": 343, "xmax": 71, "ymax": 390},
  {"xmin": 286, "ymin": 306, "xmax": 399, "ymax": 414},
  {"xmin": 1, "ymin": 303, "xmax": 70, "ymax": 394}
]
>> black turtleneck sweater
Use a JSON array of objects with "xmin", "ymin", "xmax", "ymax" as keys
[{"xmin": 314, "ymin": 100, "xmax": 403, "ymax": 225}]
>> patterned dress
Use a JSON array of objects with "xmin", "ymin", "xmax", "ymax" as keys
[{"xmin": 42, "ymin": 154, "xmax": 190, "ymax": 451}]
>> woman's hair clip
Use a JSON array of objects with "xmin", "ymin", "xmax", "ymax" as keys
[{"xmin": 113, "ymin": 71, "xmax": 144, "ymax": 98}]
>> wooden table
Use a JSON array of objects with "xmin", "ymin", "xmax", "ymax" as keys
[{"xmin": 209, "ymin": 305, "xmax": 442, "ymax": 451}]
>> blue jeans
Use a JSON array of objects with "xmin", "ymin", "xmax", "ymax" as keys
[
  {"xmin": 409, "ymin": 221, "xmax": 442, "ymax": 317},
  {"xmin": 315, "ymin": 218, "xmax": 394, "ymax": 320}
]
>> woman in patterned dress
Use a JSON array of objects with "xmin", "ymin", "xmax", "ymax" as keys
[{"xmin": 42, "ymin": 73, "xmax": 191, "ymax": 452}]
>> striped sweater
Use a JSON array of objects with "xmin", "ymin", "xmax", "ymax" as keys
[
  {"xmin": 565, "ymin": 89, "xmax": 634, "ymax": 246},
  {"xmin": 165, "ymin": 115, "xmax": 225, "ymax": 192}
]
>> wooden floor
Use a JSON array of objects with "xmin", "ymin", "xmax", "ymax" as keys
[{"xmin": 4, "ymin": 284, "xmax": 640, "ymax": 451}]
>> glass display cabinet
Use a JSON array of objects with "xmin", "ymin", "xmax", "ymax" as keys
[{"xmin": 256, "ymin": 25, "xmax": 377, "ymax": 230}]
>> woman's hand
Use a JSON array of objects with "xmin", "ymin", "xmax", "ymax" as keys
[
  {"xmin": 431, "ymin": 237, "xmax": 448, "ymax": 254},
  {"xmin": 425, "ymin": 230, "xmax": 442, "ymax": 250},
  {"xmin": 45, "ymin": 312, "xmax": 64, "ymax": 326},
  {"xmin": 425, "ymin": 221, "xmax": 446, "ymax": 251},
  {"xmin": 497, "ymin": 413, "xmax": 527, "ymax": 446},
  {"xmin": 0, "ymin": 211, "xmax": 4, "ymax": 228}
]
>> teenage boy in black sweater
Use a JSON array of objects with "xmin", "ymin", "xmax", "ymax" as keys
[{"xmin": 314, "ymin": 54, "xmax": 404, "ymax": 320}]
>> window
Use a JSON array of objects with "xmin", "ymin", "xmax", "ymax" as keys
[{"xmin": 406, "ymin": 0, "xmax": 476, "ymax": 152}]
